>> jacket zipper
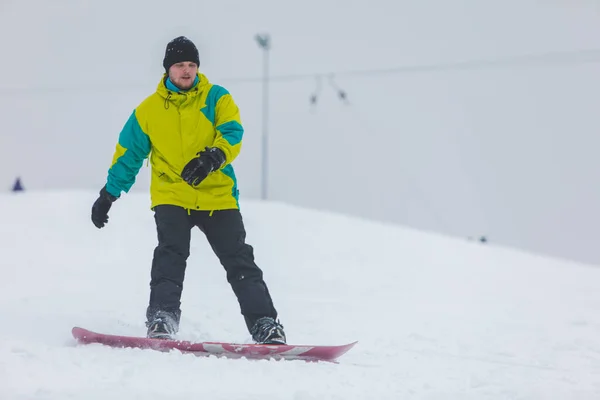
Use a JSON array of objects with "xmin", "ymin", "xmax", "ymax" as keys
[{"xmin": 179, "ymin": 92, "xmax": 186, "ymax": 165}]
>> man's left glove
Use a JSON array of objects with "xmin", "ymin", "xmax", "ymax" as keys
[
  {"xmin": 91, "ymin": 186, "xmax": 118, "ymax": 229},
  {"xmin": 181, "ymin": 147, "xmax": 226, "ymax": 186}
]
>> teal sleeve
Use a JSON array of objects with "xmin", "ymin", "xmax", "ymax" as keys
[
  {"xmin": 106, "ymin": 110, "xmax": 151, "ymax": 197},
  {"xmin": 216, "ymin": 120, "xmax": 243, "ymax": 146}
]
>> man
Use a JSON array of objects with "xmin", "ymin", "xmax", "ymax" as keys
[{"xmin": 90, "ymin": 36, "xmax": 286, "ymax": 345}]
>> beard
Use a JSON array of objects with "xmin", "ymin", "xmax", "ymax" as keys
[{"xmin": 172, "ymin": 75, "xmax": 195, "ymax": 90}]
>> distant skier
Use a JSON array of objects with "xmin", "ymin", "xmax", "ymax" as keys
[
  {"xmin": 90, "ymin": 36, "xmax": 286, "ymax": 344},
  {"xmin": 12, "ymin": 177, "xmax": 24, "ymax": 192}
]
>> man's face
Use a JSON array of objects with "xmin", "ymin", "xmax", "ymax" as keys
[{"xmin": 168, "ymin": 62, "xmax": 198, "ymax": 90}]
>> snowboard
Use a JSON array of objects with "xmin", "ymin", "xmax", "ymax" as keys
[{"xmin": 72, "ymin": 327, "xmax": 357, "ymax": 362}]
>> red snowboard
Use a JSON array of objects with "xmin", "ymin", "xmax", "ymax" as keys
[{"xmin": 72, "ymin": 327, "xmax": 357, "ymax": 362}]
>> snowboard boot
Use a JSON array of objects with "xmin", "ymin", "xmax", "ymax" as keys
[
  {"xmin": 146, "ymin": 311, "xmax": 178, "ymax": 340},
  {"xmin": 250, "ymin": 316, "xmax": 286, "ymax": 345}
]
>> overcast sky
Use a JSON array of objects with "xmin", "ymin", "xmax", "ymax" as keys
[{"xmin": 1, "ymin": 0, "xmax": 600, "ymax": 265}]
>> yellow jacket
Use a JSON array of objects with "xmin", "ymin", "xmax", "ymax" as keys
[{"xmin": 104, "ymin": 72, "xmax": 243, "ymax": 211}]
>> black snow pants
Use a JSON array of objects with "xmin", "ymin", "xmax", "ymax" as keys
[{"xmin": 145, "ymin": 205, "xmax": 278, "ymax": 333}]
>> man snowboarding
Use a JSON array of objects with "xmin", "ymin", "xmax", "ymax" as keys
[{"xmin": 90, "ymin": 36, "xmax": 286, "ymax": 345}]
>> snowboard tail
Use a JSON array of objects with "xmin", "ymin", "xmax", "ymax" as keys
[{"xmin": 71, "ymin": 327, "xmax": 357, "ymax": 362}]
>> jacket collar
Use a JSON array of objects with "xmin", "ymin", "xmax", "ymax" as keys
[{"xmin": 156, "ymin": 72, "xmax": 209, "ymax": 104}]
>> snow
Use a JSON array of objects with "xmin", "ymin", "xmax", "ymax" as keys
[{"xmin": 2, "ymin": 190, "xmax": 600, "ymax": 399}]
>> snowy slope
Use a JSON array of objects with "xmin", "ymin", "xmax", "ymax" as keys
[{"xmin": 1, "ymin": 190, "xmax": 600, "ymax": 399}]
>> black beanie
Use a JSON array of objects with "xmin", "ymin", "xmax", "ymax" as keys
[{"xmin": 163, "ymin": 36, "xmax": 200, "ymax": 72}]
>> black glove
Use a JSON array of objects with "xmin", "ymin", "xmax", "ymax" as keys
[
  {"xmin": 91, "ymin": 186, "xmax": 118, "ymax": 229},
  {"xmin": 181, "ymin": 147, "xmax": 226, "ymax": 186}
]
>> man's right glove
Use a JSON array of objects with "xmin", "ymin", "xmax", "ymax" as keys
[{"xmin": 91, "ymin": 186, "xmax": 118, "ymax": 229}]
